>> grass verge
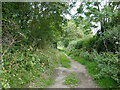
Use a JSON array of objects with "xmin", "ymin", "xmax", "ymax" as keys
[{"xmin": 59, "ymin": 53, "xmax": 71, "ymax": 68}]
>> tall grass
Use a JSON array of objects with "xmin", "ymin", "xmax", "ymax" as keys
[{"xmin": 59, "ymin": 53, "xmax": 71, "ymax": 68}]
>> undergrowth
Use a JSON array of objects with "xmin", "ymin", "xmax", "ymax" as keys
[
  {"xmin": 59, "ymin": 53, "xmax": 71, "ymax": 68},
  {"xmin": 67, "ymin": 50, "xmax": 119, "ymax": 88},
  {"xmin": 1, "ymin": 48, "xmax": 60, "ymax": 88}
]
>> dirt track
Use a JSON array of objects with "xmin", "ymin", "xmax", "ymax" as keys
[{"xmin": 47, "ymin": 54, "xmax": 99, "ymax": 88}]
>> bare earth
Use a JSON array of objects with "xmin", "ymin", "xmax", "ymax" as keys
[{"xmin": 47, "ymin": 54, "xmax": 99, "ymax": 88}]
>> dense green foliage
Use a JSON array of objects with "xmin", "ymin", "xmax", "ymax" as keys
[
  {"xmin": 61, "ymin": 21, "xmax": 84, "ymax": 47},
  {"xmin": 1, "ymin": 1, "xmax": 120, "ymax": 88},
  {"xmin": 76, "ymin": 2, "xmax": 120, "ymax": 33},
  {"xmin": 68, "ymin": 35, "xmax": 96, "ymax": 50},
  {"xmin": 67, "ymin": 52, "xmax": 118, "ymax": 88},
  {"xmin": 94, "ymin": 26, "xmax": 119, "ymax": 53},
  {"xmin": 1, "ymin": 2, "xmax": 69, "ymax": 88},
  {"xmin": 2, "ymin": 2, "xmax": 68, "ymax": 49},
  {"xmin": 63, "ymin": 24, "xmax": 120, "ymax": 87},
  {"xmin": 2, "ymin": 48, "xmax": 60, "ymax": 88},
  {"xmin": 67, "ymin": 50, "xmax": 119, "ymax": 85},
  {"xmin": 59, "ymin": 1, "xmax": 120, "ymax": 88},
  {"xmin": 67, "ymin": 25, "xmax": 119, "ymax": 53}
]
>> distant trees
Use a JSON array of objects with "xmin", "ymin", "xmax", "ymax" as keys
[{"xmin": 61, "ymin": 20, "xmax": 84, "ymax": 47}]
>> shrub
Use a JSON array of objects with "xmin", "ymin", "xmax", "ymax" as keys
[
  {"xmin": 68, "ymin": 25, "xmax": 119, "ymax": 54},
  {"xmin": 68, "ymin": 49, "xmax": 81, "ymax": 56},
  {"xmin": 1, "ymin": 48, "xmax": 60, "ymax": 88},
  {"xmin": 94, "ymin": 52, "xmax": 120, "ymax": 84},
  {"xmin": 68, "ymin": 35, "xmax": 98, "ymax": 51},
  {"xmin": 69, "ymin": 49, "xmax": 119, "ymax": 87},
  {"xmin": 68, "ymin": 40, "xmax": 78, "ymax": 49},
  {"xmin": 69, "ymin": 49, "xmax": 119, "ymax": 84},
  {"xmin": 74, "ymin": 39, "xmax": 84, "ymax": 49},
  {"xmin": 94, "ymin": 25, "xmax": 120, "ymax": 53},
  {"xmin": 82, "ymin": 36, "xmax": 98, "ymax": 51},
  {"xmin": 79, "ymin": 51, "xmax": 94, "ymax": 61},
  {"xmin": 81, "ymin": 50, "xmax": 119, "ymax": 84}
]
